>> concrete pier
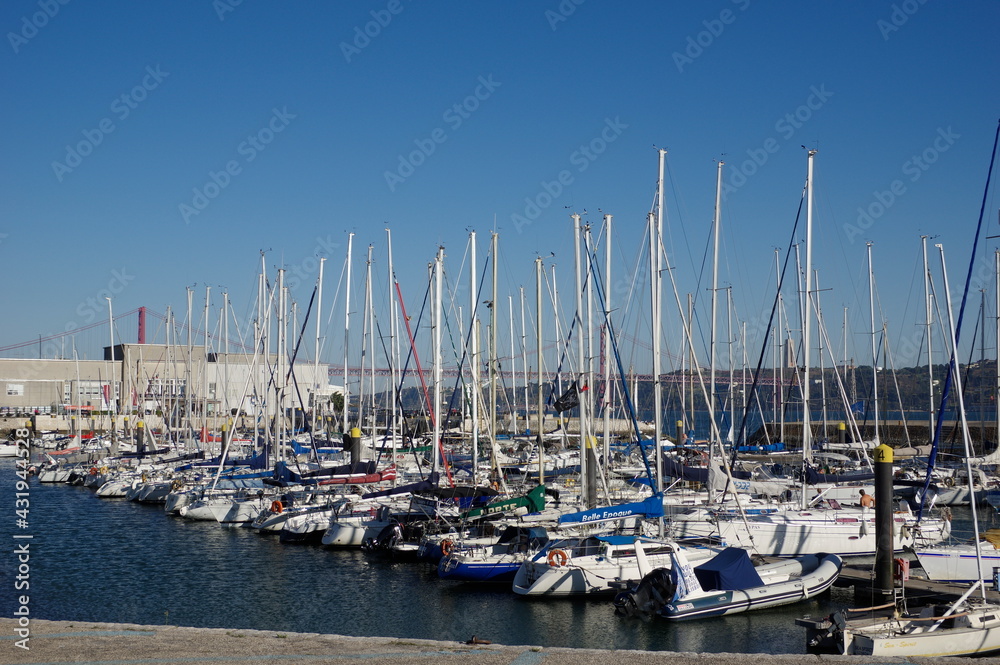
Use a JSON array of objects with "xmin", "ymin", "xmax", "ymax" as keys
[{"xmin": 3, "ymin": 619, "xmax": 1000, "ymax": 664}]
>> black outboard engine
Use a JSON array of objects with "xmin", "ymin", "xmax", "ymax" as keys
[
  {"xmin": 362, "ymin": 522, "xmax": 403, "ymax": 554},
  {"xmin": 613, "ymin": 568, "xmax": 675, "ymax": 619}
]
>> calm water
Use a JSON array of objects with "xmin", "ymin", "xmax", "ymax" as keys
[{"xmin": 4, "ymin": 457, "xmax": 987, "ymax": 654}]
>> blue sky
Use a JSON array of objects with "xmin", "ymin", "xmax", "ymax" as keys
[{"xmin": 2, "ymin": 1, "xmax": 999, "ymax": 376}]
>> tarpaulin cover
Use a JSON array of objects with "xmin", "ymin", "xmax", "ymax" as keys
[
  {"xmin": 361, "ymin": 473, "xmax": 440, "ymax": 499},
  {"xmin": 804, "ymin": 467, "xmax": 875, "ymax": 485},
  {"xmin": 693, "ymin": 547, "xmax": 763, "ymax": 591}
]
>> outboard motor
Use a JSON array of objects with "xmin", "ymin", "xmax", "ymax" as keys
[{"xmin": 613, "ymin": 568, "xmax": 675, "ymax": 619}]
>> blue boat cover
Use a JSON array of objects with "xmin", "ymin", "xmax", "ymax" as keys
[
  {"xmin": 693, "ymin": 547, "xmax": 763, "ymax": 591},
  {"xmin": 661, "ymin": 459, "xmax": 752, "ymax": 482},
  {"xmin": 213, "ymin": 478, "xmax": 266, "ymax": 490},
  {"xmin": 361, "ymin": 472, "xmax": 440, "ymax": 499},
  {"xmin": 803, "ymin": 467, "xmax": 875, "ymax": 485},
  {"xmin": 557, "ymin": 495, "xmax": 664, "ymax": 525}
]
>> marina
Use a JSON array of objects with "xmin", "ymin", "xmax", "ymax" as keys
[
  {"xmin": 5, "ymin": 448, "xmax": 1000, "ymax": 657},
  {"xmin": 5, "ymin": 2, "xmax": 999, "ymax": 661}
]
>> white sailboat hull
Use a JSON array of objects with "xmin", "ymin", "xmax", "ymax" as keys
[
  {"xmin": 671, "ymin": 508, "xmax": 950, "ymax": 556},
  {"xmin": 845, "ymin": 604, "xmax": 1000, "ymax": 657},
  {"xmin": 915, "ymin": 544, "xmax": 1000, "ymax": 582},
  {"xmin": 322, "ymin": 518, "xmax": 391, "ymax": 547}
]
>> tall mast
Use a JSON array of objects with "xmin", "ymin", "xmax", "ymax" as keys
[
  {"xmin": 386, "ymin": 228, "xmax": 399, "ymax": 478},
  {"xmin": 223, "ymin": 291, "xmax": 230, "ymax": 453},
  {"xmin": 469, "ymin": 231, "xmax": 479, "ymax": 484},
  {"xmin": 490, "ymin": 232, "xmax": 498, "ymax": 448},
  {"xmin": 313, "ymin": 258, "xmax": 325, "ymax": 437},
  {"xmin": 655, "ymin": 148, "xmax": 667, "ymax": 519},
  {"xmin": 276, "ymin": 268, "xmax": 286, "ymax": 461},
  {"xmin": 583, "ymin": 222, "xmax": 598, "ymax": 505},
  {"xmin": 186, "ymin": 286, "xmax": 194, "ymax": 449},
  {"xmin": 535, "ymin": 256, "xmax": 544, "ymax": 485},
  {"xmin": 867, "ymin": 241, "xmax": 880, "ymax": 445},
  {"xmin": 603, "ymin": 214, "xmax": 613, "ymax": 471},
  {"xmin": 687, "ymin": 293, "xmax": 693, "ymax": 435},
  {"xmin": 710, "ymin": 160, "xmax": 723, "ymax": 448},
  {"xmin": 776, "ymin": 249, "xmax": 783, "ymax": 443},
  {"xmin": 572, "ymin": 212, "xmax": 592, "ymax": 508},
  {"xmin": 255, "ymin": 255, "xmax": 265, "ymax": 457},
  {"xmin": 520, "ymin": 286, "xmax": 528, "ymax": 437},
  {"xmin": 648, "ymin": 211, "xmax": 663, "ymax": 506},
  {"xmin": 802, "ymin": 149, "xmax": 816, "ymax": 467},
  {"xmin": 363, "ymin": 244, "xmax": 375, "ymax": 430},
  {"xmin": 727, "ymin": 285, "xmax": 735, "ymax": 445},
  {"xmin": 509, "ymin": 294, "xmax": 517, "ymax": 435},
  {"xmin": 342, "ymin": 232, "xmax": 354, "ymax": 433},
  {"xmin": 433, "ymin": 246, "xmax": 444, "ymax": 479},
  {"xmin": 202, "ymin": 285, "xmax": 211, "ymax": 442}
]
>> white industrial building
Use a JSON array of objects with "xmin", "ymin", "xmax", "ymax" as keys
[{"xmin": 0, "ymin": 343, "xmax": 335, "ymax": 421}]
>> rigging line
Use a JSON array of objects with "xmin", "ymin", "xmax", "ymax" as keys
[
  {"xmin": 881, "ymin": 325, "xmax": 913, "ymax": 449},
  {"xmin": 390, "ymin": 274, "xmax": 430, "ymax": 415},
  {"xmin": 654, "ymin": 212, "xmax": 758, "ymax": 544},
  {"xmin": 387, "ymin": 277, "xmax": 431, "ymax": 476},
  {"xmin": 542, "ymin": 267, "xmax": 579, "ymax": 407},
  {"xmin": 944, "ymin": 304, "xmax": 984, "ymax": 450},
  {"xmin": 284, "ymin": 283, "xmax": 318, "ymax": 458},
  {"xmin": 918, "ymin": 117, "xmax": 1000, "ymax": 520},
  {"xmin": 583, "ymin": 240, "xmax": 655, "ymax": 485},
  {"xmin": 0, "ymin": 307, "xmax": 142, "ymax": 352},
  {"xmin": 855, "ymin": 328, "xmax": 885, "ymax": 434},
  {"xmin": 323, "ymin": 247, "xmax": 348, "ymax": 333},
  {"xmin": 894, "ymin": 241, "xmax": 928, "ymax": 354},
  {"xmin": 732, "ymin": 186, "xmax": 806, "ymax": 454},
  {"xmin": 394, "ymin": 278, "xmax": 454, "ymax": 487},
  {"xmin": 436, "ymin": 260, "xmax": 490, "ymax": 434},
  {"xmin": 810, "ymin": 293, "xmax": 870, "ymax": 454}
]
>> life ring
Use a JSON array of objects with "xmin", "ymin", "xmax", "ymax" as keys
[
  {"xmin": 89, "ymin": 467, "xmax": 99, "ymax": 476},
  {"xmin": 547, "ymin": 549, "xmax": 568, "ymax": 567},
  {"xmin": 440, "ymin": 539, "xmax": 454, "ymax": 556},
  {"xmin": 944, "ymin": 476, "xmax": 955, "ymax": 487},
  {"xmin": 270, "ymin": 500, "xmax": 284, "ymax": 514}
]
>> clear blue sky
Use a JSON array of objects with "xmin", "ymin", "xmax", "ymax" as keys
[{"xmin": 2, "ymin": 1, "xmax": 999, "ymax": 375}]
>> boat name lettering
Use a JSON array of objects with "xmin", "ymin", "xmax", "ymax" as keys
[{"xmin": 581, "ymin": 508, "xmax": 633, "ymax": 522}]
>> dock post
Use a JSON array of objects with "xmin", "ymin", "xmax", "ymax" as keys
[
  {"xmin": 347, "ymin": 426, "xmax": 362, "ymax": 465},
  {"xmin": 874, "ymin": 443, "xmax": 894, "ymax": 599}
]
